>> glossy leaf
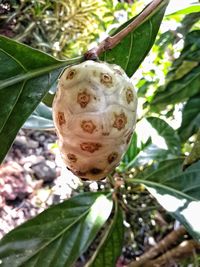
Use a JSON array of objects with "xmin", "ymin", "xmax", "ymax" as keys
[
  {"xmin": 130, "ymin": 159, "xmax": 200, "ymax": 241},
  {"xmin": 147, "ymin": 117, "xmax": 181, "ymax": 154},
  {"xmin": 86, "ymin": 203, "xmax": 124, "ymax": 267},
  {"xmin": 126, "ymin": 144, "xmax": 171, "ymax": 170},
  {"xmin": 123, "ymin": 133, "xmax": 139, "ymax": 165},
  {"xmin": 23, "ymin": 103, "xmax": 54, "ymax": 130},
  {"xmin": 0, "ymin": 35, "xmax": 83, "ymax": 163},
  {"xmin": 178, "ymin": 95, "xmax": 200, "ymax": 141},
  {"xmin": 100, "ymin": 0, "xmax": 169, "ymax": 77},
  {"xmin": 0, "ymin": 192, "xmax": 113, "ymax": 267}
]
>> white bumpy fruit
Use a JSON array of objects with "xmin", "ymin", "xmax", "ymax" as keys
[{"xmin": 53, "ymin": 60, "xmax": 137, "ymax": 181}]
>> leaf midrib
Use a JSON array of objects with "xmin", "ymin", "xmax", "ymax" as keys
[
  {"xmin": 138, "ymin": 159, "xmax": 183, "ymax": 179},
  {"xmin": 85, "ymin": 201, "xmax": 118, "ymax": 267},
  {"xmin": 124, "ymin": 32, "xmax": 133, "ymax": 72},
  {"xmin": 0, "ymin": 58, "xmax": 82, "ymax": 91},
  {"xmin": 0, "ymin": 48, "xmax": 27, "ymax": 72},
  {"xmin": 159, "ymin": 169, "xmax": 200, "ymax": 184},
  {"xmin": 130, "ymin": 178, "xmax": 196, "ymax": 201},
  {"xmin": 17, "ymin": 209, "xmax": 90, "ymax": 266},
  {"xmin": 18, "ymin": 194, "xmax": 111, "ymax": 266},
  {"xmin": 125, "ymin": 145, "xmax": 169, "ymax": 170}
]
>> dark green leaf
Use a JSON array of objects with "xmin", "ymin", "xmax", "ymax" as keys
[
  {"xmin": 23, "ymin": 103, "xmax": 54, "ymax": 130},
  {"xmin": 42, "ymin": 80, "xmax": 57, "ymax": 107},
  {"xmin": 42, "ymin": 92, "xmax": 55, "ymax": 107},
  {"xmin": 123, "ymin": 133, "xmax": 138, "ymax": 164},
  {"xmin": 0, "ymin": 35, "xmax": 83, "ymax": 163},
  {"xmin": 151, "ymin": 65, "xmax": 200, "ymax": 107},
  {"xmin": 180, "ymin": 13, "xmax": 200, "ymax": 35},
  {"xmin": 168, "ymin": 31, "xmax": 200, "ymax": 74},
  {"xmin": 183, "ymin": 129, "xmax": 200, "ymax": 170},
  {"xmin": 178, "ymin": 95, "xmax": 200, "ymax": 141},
  {"xmin": 151, "ymin": 31, "xmax": 200, "ymax": 108},
  {"xmin": 86, "ymin": 203, "xmax": 124, "ymax": 267},
  {"xmin": 100, "ymin": 0, "xmax": 169, "ymax": 77},
  {"xmin": 126, "ymin": 144, "xmax": 170, "ymax": 170},
  {"xmin": 147, "ymin": 117, "xmax": 181, "ymax": 154},
  {"xmin": 0, "ymin": 192, "xmax": 113, "ymax": 267},
  {"xmin": 130, "ymin": 159, "xmax": 200, "ymax": 241},
  {"xmin": 181, "ymin": 31, "xmax": 200, "ymax": 62}
]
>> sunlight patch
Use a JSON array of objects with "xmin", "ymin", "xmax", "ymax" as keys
[
  {"xmin": 136, "ymin": 119, "xmax": 168, "ymax": 150},
  {"xmin": 86, "ymin": 195, "xmax": 113, "ymax": 225},
  {"xmin": 180, "ymin": 201, "xmax": 200, "ymax": 235},
  {"xmin": 148, "ymin": 188, "xmax": 187, "ymax": 212}
]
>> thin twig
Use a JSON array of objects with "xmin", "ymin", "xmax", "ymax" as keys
[
  {"xmin": 128, "ymin": 226, "xmax": 187, "ymax": 267},
  {"xmin": 85, "ymin": 0, "xmax": 168, "ymax": 60}
]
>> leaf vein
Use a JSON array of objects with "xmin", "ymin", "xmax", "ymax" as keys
[{"xmin": 125, "ymin": 33, "xmax": 133, "ymax": 72}]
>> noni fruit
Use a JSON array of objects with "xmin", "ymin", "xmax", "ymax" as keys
[{"xmin": 53, "ymin": 60, "xmax": 137, "ymax": 181}]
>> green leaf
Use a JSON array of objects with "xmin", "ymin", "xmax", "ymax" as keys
[
  {"xmin": 147, "ymin": 117, "xmax": 181, "ymax": 154},
  {"xmin": 86, "ymin": 203, "xmax": 124, "ymax": 267},
  {"xmin": 167, "ymin": 5, "xmax": 200, "ymax": 16},
  {"xmin": 174, "ymin": 30, "xmax": 200, "ymax": 64},
  {"xmin": 100, "ymin": 0, "xmax": 169, "ymax": 77},
  {"xmin": 151, "ymin": 31, "xmax": 200, "ymax": 108},
  {"xmin": 183, "ymin": 129, "xmax": 200, "ymax": 170},
  {"xmin": 42, "ymin": 92, "xmax": 55, "ymax": 107},
  {"xmin": 122, "ymin": 122, "xmax": 177, "ymax": 171},
  {"xmin": 126, "ymin": 144, "xmax": 171, "ymax": 170},
  {"xmin": 169, "ymin": 61, "xmax": 199, "ymax": 81},
  {"xmin": 130, "ymin": 159, "xmax": 200, "ymax": 241},
  {"xmin": 0, "ymin": 35, "xmax": 83, "ymax": 163},
  {"xmin": 23, "ymin": 103, "xmax": 54, "ymax": 130},
  {"xmin": 151, "ymin": 65, "xmax": 200, "ymax": 107},
  {"xmin": 180, "ymin": 13, "xmax": 200, "ymax": 35},
  {"xmin": 123, "ymin": 133, "xmax": 139, "ymax": 165},
  {"xmin": 0, "ymin": 192, "xmax": 113, "ymax": 267},
  {"xmin": 184, "ymin": 31, "xmax": 200, "ymax": 61},
  {"xmin": 178, "ymin": 95, "xmax": 200, "ymax": 141},
  {"xmin": 42, "ymin": 80, "xmax": 57, "ymax": 107}
]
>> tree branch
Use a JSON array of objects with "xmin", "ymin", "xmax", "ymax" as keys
[
  {"xmin": 143, "ymin": 240, "xmax": 200, "ymax": 267},
  {"xmin": 128, "ymin": 226, "xmax": 187, "ymax": 267},
  {"xmin": 85, "ymin": 0, "xmax": 168, "ymax": 60}
]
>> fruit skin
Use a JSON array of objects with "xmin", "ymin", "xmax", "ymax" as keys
[{"xmin": 53, "ymin": 60, "xmax": 137, "ymax": 181}]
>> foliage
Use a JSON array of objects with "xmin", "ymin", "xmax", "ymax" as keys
[
  {"xmin": 0, "ymin": 193, "xmax": 113, "ymax": 267},
  {"xmin": 0, "ymin": 35, "xmax": 82, "ymax": 163},
  {"xmin": 0, "ymin": 0, "xmax": 145, "ymax": 59},
  {"xmin": 0, "ymin": 0, "xmax": 113, "ymax": 58},
  {"xmin": 0, "ymin": 1, "xmax": 200, "ymax": 267},
  {"xmin": 100, "ymin": 0, "xmax": 169, "ymax": 76},
  {"xmin": 0, "ymin": 0, "xmax": 167, "ymax": 165},
  {"xmin": 130, "ymin": 158, "xmax": 200, "ymax": 241}
]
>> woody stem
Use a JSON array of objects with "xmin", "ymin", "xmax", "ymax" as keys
[{"xmin": 85, "ymin": 0, "xmax": 168, "ymax": 60}]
